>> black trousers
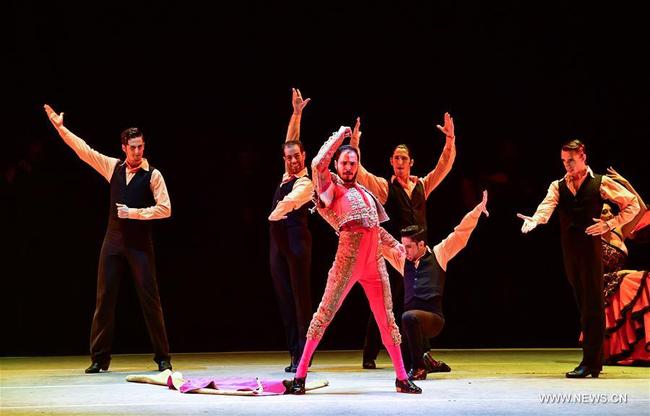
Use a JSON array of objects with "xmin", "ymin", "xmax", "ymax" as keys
[
  {"xmin": 362, "ymin": 266, "xmax": 411, "ymax": 366},
  {"xmin": 90, "ymin": 231, "xmax": 170, "ymax": 364},
  {"xmin": 269, "ymin": 224, "xmax": 312, "ymax": 360},
  {"xmin": 401, "ymin": 309, "xmax": 445, "ymax": 370},
  {"xmin": 561, "ymin": 231, "xmax": 605, "ymax": 370}
]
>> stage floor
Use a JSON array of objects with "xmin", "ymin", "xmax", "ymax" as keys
[{"xmin": 1, "ymin": 349, "xmax": 649, "ymax": 415}]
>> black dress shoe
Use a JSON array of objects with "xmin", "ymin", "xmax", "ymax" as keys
[
  {"xmin": 566, "ymin": 365, "xmax": 600, "ymax": 378},
  {"xmin": 158, "ymin": 360, "xmax": 172, "ymax": 372},
  {"xmin": 423, "ymin": 352, "xmax": 451, "ymax": 373},
  {"xmin": 85, "ymin": 361, "xmax": 109, "ymax": 374},
  {"xmin": 362, "ymin": 360, "xmax": 376, "ymax": 369},
  {"xmin": 408, "ymin": 368, "xmax": 428, "ymax": 381},
  {"xmin": 282, "ymin": 379, "xmax": 293, "ymax": 394},
  {"xmin": 395, "ymin": 378, "xmax": 422, "ymax": 394},
  {"xmin": 285, "ymin": 355, "xmax": 298, "ymax": 373},
  {"xmin": 289, "ymin": 377, "xmax": 306, "ymax": 395}
]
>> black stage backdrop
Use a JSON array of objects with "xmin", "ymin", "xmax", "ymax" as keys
[{"xmin": 4, "ymin": 1, "xmax": 649, "ymax": 356}]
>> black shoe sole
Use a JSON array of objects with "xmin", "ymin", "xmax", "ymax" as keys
[
  {"xmin": 396, "ymin": 388, "xmax": 423, "ymax": 394},
  {"xmin": 566, "ymin": 372, "xmax": 600, "ymax": 378},
  {"xmin": 428, "ymin": 364, "xmax": 451, "ymax": 373},
  {"xmin": 158, "ymin": 362, "xmax": 173, "ymax": 372},
  {"xmin": 85, "ymin": 363, "xmax": 110, "ymax": 374}
]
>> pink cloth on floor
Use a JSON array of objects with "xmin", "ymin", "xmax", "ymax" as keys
[{"xmin": 166, "ymin": 376, "xmax": 287, "ymax": 395}]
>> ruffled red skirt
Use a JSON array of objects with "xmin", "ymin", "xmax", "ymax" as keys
[{"xmin": 603, "ymin": 270, "xmax": 650, "ymax": 365}]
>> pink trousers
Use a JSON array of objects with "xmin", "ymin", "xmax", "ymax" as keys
[{"xmin": 296, "ymin": 227, "xmax": 407, "ymax": 380}]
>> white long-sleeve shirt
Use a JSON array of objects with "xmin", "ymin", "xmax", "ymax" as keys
[
  {"xmin": 383, "ymin": 201, "xmax": 485, "ymax": 273},
  {"xmin": 268, "ymin": 168, "xmax": 314, "ymax": 221},
  {"xmin": 57, "ymin": 126, "xmax": 171, "ymax": 220},
  {"xmin": 531, "ymin": 167, "xmax": 638, "ymax": 230}
]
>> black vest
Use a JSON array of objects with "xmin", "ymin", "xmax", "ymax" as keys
[
  {"xmin": 384, "ymin": 178, "xmax": 427, "ymax": 238},
  {"xmin": 558, "ymin": 174, "xmax": 603, "ymax": 235},
  {"xmin": 404, "ymin": 250, "xmax": 445, "ymax": 314},
  {"xmin": 270, "ymin": 176, "xmax": 310, "ymax": 228},
  {"xmin": 107, "ymin": 162, "xmax": 156, "ymax": 246}
]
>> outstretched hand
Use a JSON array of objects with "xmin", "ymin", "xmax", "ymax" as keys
[
  {"xmin": 44, "ymin": 104, "xmax": 64, "ymax": 128},
  {"xmin": 517, "ymin": 213, "xmax": 538, "ymax": 233},
  {"xmin": 586, "ymin": 217, "xmax": 610, "ymax": 236},
  {"xmin": 352, "ymin": 117, "xmax": 362, "ymax": 143},
  {"xmin": 292, "ymin": 88, "xmax": 311, "ymax": 114},
  {"xmin": 338, "ymin": 125, "xmax": 352, "ymax": 139},
  {"xmin": 436, "ymin": 112, "xmax": 455, "ymax": 140},
  {"xmin": 606, "ymin": 166, "xmax": 629, "ymax": 186},
  {"xmin": 477, "ymin": 190, "xmax": 489, "ymax": 217},
  {"xmin": 269, "ymin": 214, "xmax": 288, "ymax": 221}
]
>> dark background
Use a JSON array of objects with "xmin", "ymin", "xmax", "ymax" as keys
[{"xmin": 4, "ymin": 1, "xmax": 649, "ymax": 357}]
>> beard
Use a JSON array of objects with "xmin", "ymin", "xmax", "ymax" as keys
[{"xmin": 340, "ymin": 172, "xmax": 357, "ymax": 184}]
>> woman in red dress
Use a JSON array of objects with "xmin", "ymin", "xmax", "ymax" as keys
[{"xmin": 598, "ymin": 167, "xmax": 649, "ymax": 365}]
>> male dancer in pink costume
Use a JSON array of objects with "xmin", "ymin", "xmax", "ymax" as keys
[{"xmin": 289, "ymin": 126, "xmax": 421, "ymax": 394}]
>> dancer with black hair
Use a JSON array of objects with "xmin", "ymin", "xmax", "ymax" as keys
[
  {"xmin": 350, "ymin": 113, "xmax": 456, "ymax": 369},
  {"xmin": 268, "ymin": 89, "xmax": 314, "ymax": 372},
  {"xmin": 383, "ymin": 191, "xmax": 489, "ymax": 380},
  {"xmin": 288, "ymin": 125, "xmax": 421, "ymax": 394},
  {"xmin": 44, "ymin": 104, "xmax": 172, "ymax": 373},
  {"xmin": 591, "ymin": 167, "xmax": 649, "ymax": 365},
  {"xmin": 517, "ymin": 140, "xmax": 639, "ymax": 378}
]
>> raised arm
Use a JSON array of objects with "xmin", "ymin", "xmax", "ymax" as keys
[
  {"xmin": 349, "ymin": 117, "xmax": 390, "ymax": 203},
  {"xmin": 433, "ymin": 190, "xmax": 489, "ymax": 271},
  {"xmin": 422, "ymin": 112, "xmax": 457, "ymax": 198},
  {"xmin": 285, "ymin": 88, "xmax": 311, "ymax": 142},
  {"xmin": 44, "ymin": 104, "xmax": 118, "ymax": 182},
  {"xmin": 606, "ymin": 167, "xmax": 646, "ymax": 239},
  {"xmin": 311, "ymin": 126, "xmax": 351, "ymax": 207},
  {"xmin": 517, "ymin": 181, "xmax": 560, "ymax": 233},
  {"xmin": 586, "ymin": 172, "xmax": 640, "ymax": 236}
]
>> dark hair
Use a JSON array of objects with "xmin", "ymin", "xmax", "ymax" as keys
[
  {"xmin": 120, "ymin": 127, "xmax": 144, "ymax": 145},
  {"xmin": 561, "ymin": 139, "xmax": 585, "ymax": 154},
  {"xmin": 282, "ymin": 140, "xmax": 305, "ymax": 154},
  {"xmin": 401, "ymin": 225, "xmax": 427, "ymax": 243},
  {"xmin": 392, "ymin": 144, "xmax": 412, "ymax": 158},
  {"xmin": 333, "ymin": 145, "xmax": 359, "ymax": 162},
  {"xmin": 603, "ymin": 201, "xmax": 620, "ymax": 216}
]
